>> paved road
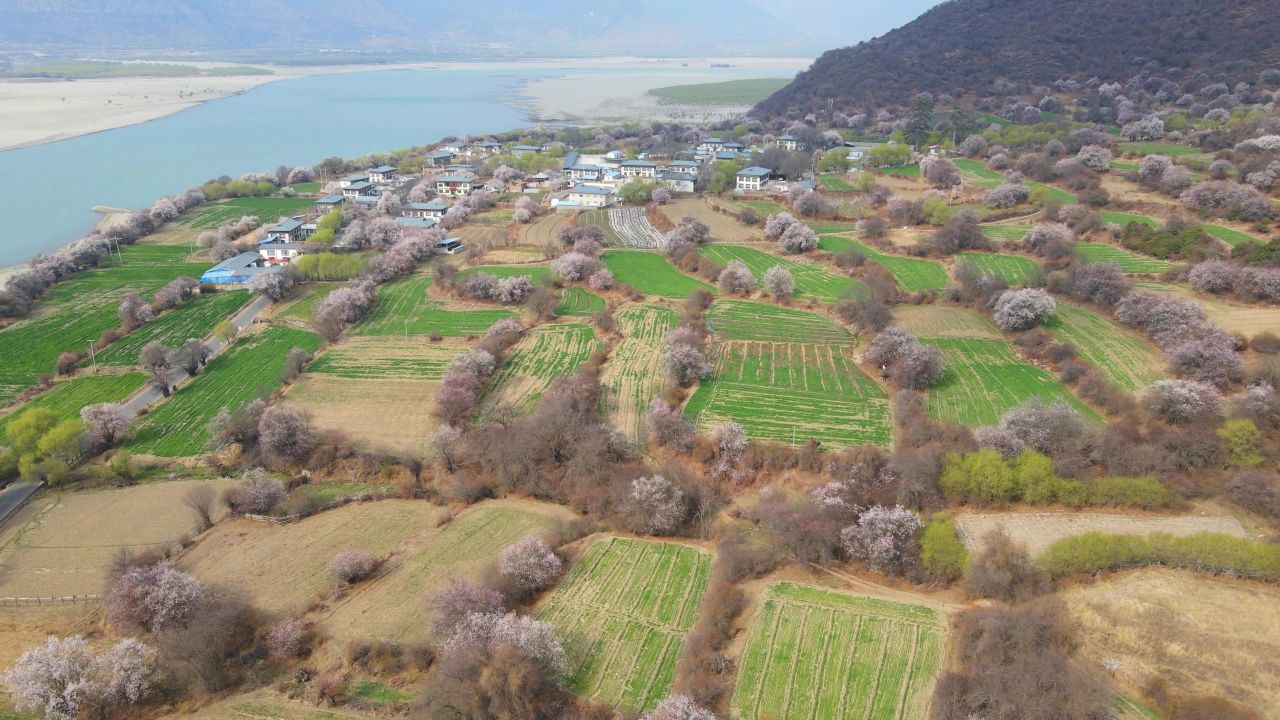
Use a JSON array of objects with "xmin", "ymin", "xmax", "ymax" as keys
[
  {"xmin": 0, "ymin": 481, "xmax": 42, "ymax": 530},
  {"xmin": 121, "ymin": 293, "xmax": 272, "ymax": 417}
]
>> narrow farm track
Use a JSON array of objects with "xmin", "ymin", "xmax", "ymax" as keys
[{"xmin": 608, "ymin": 206, "xmax": 666, "ymax": 248}]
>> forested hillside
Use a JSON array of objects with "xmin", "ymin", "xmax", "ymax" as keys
[{"xmin": 755, "ymin": 0, "xmax": 1280, "ymax": 116}]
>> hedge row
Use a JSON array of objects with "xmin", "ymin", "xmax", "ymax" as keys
[
  {"xmin": 1039, "ymin": 531, "xmax": 1280, "ymax": 581},
  {"xmin": 940, "ymin": 449, "xmax": 1172, "ymax": 509}
]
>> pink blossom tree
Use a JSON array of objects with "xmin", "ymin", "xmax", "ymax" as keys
[
  {"xmin": 629, "ymin": 475, "xmax": 687, "ymax": 534},
  {"xmin": 1142, "ymin": 379, "xmax": 1223, "ymax": 424},
  {"xmin": 588, "ymin": 268, "xmax": 614, "ymax": 290},
  {"xmin": 499, "ymin": 536, "xmax": 562, "ymax": 591},
  {"xmin": 717, "ymin": 260, "xmax": 756, "ymax": 295},
  {"xmin": 80, "ymin": 403, "xmax": 132, "ymax": 449},
  {"xmin": 763, "ymin": 212, "xmax": 799, "ymax": 241},
  {"xmin": 840, "ymin": 505, "xmax": 922, "ymax": 576},
  {"xmin": 3, "ymin": 636, "xmax": 155, "ymax": 720},
  {"xmin": 429, "ymin": 579, "xmax": 506, "ymax": 637},
  {"xmin": 993, "ymin": 288, "xmax": 1056, "ymax": 330},
  {"xmin": 763, "ymin": 265, "xmax": 795, "ymax": 298},
  {"xmin": 644, "ymin": 398, "xmax": 692, "ymax": 447},
  {"xmin": 329, "ymin": 549, "xmax": 378, "ymax": 584},
  {"xmin": 777, "ymin": 222, "xmax": 818, "ymax": 254},
  {"xmin": 442, "ymin": 612, "xmax": 569, "ymax": 678},
  {"xmin": 105, "ymin": 561, "xmax": 204, "ymax": 632},
  {"xmin": 642, "ymin": 695, "xmax": 718, "ymax": 720}
]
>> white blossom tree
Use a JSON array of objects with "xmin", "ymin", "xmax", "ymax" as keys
[{"xmin": 499, "ymin": 536, "xmax": 562, "ymax": 591}]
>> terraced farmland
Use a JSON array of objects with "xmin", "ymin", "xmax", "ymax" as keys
[
  {"xmin": 179, "ymin": 197, "xmax": 315, "ymax": 228},
  {"xmin": 890, "ymin": 306, "xmax": 1002, "ymax": 340},
  {"xmin": 922, "ymin": 337, "xmax": 1098, "ymax": 426},
  {"xmin": 700, "ymin": 245, "xmax": 866, "ymax": 301},
  {"xmin": 600, "ymin": 305, "xmax": 678, "ymax": 440},
  {"xmin": 955, "ymin": 158, "xmax": 1002, "ymax": 188},
  {"xmin": 1099, "ymin": 211, "xmax": 1158, "ymax": 228},
  {"xmin": 0, "ymin": 244, "xmax": 208, "ymax": 405},
  {"xmin": 844, "ymin": 240, "xmax": 950, "ymax": 293},
  {"xmin": 602, "ymin": 250, "xmax": 713, "ymax": 298},
  {"xmin": 456, "ymin": 264, "xmax": 551, "ymax": 282},
  {"xmin": 556, "ymin": 287, "xmax": 606, "ymax": 317},
  {"xmin": 307, "ymin": 338, "xmax": 458, "ymax": 379},
  {"xmin": 94, "ymin": 290, "xmax": 251, "ymax": 366},
  {"xmin": 323, "ymin": 500, "xmax": 569, "ymax": 643},
  {"xmin": 733, "ymin": 583, "xmax": 946, "ymax": 720},
  {"xmin": 706, "ymin": 301, "xmax": 851, "ymax": 344},
  {"xmin": 685, "ymin": 339, "xmax": 892, "ymax": 447},
  {"xmin": 737, "ymin": 200, "xmax": 786, "ymax": 217},
  {"xmin": 1075, "ymin": 243, "xmax": 1172, "ymax": 273},
  {"xmin": 579, "ymin": 210, "xmax": 623, "ymax": 245},
  {"xmin": 127, "ymin": 326, "xmax": 323, "ymax": 456},
  {"xmin": 484, "ymin": 323, "xmax": 600, "ymax": 413},
  {"xmin": 662, "ymin": 197, "xmax": 759, "ymax": 242},
  {"xmin": 955, "ymin": 252, "xmax": 1039, "ymax": 286},
  {"xmin": 1204, "ymin": 224, "xmax": 1261, "ymax": 247},
  {"xmin": 538, "ymin": 537, "xmax": 711, "ymax": 711},
  {"xmin": 818, "ymin": 234, "xmax": 857, "ymax": 252},
  {"xmin": 354, "ymin": 275, "xmax": 515, "ymax": 337},
  {"xmin": 519, "ymin": 212, "xmax": 566, "ymax": 246},
  {"xmin": 818, "ymin": 174, "xmax": 855, "ymax": 191},
  {"xmin": 1043, "ymin": 304, "xmax": 1164, "ymax": 392},
  {"xmin": 608, "ymin": 206, "xmax": 665, "ymax": 248},
  {"xmin": 1029, "ymin": 182, "xmax": 1077, "ymax": 204},
  {"xmin": 979, "ymin": 224, "xmax": 1030, "ymax": 242},
  {"xmin": 0, "ymin": 373, "xmax": 145, "ymax": 434}
]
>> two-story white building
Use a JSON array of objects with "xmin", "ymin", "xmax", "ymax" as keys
[
  {"xmin": 698, "ymin": 137, "xmax": 727, "ymax": 154},
  {"xmin": 566, "ymin": 164, "xmax": 603, "ymax": 181},
  {"xmin": 341, "ymin": 181, "xmax": 377, "ymax": 199},
  {"xmin": 435, "ymin": 174, "xmax": 481, "ymax": 197},
  {"xmin": 338, "ymin": 173, "xmax": 369, "ymax": 188},
  {"xmin": 619, "ymin": 159, "xmax": 658, "ymax": 179},
  {"xmin": 368, "ymin": 165, "xmax": 397, "ymax": 184},
  {"xmin": 777, "ymin": 134, "xmax": 800, "ymax": 151},
  {"xmin": 403, "ymin": 198, "xmax": 450, "ymax": 219},
  {"xmin": 565, "ymin": 185, "xmax": 616, "ymax": 207},
  {"xmin": 735, "ymin": 166, "xmax": 771, "ymax": 191}
]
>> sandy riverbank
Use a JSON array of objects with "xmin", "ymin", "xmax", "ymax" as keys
[
  {"xmin": 0, "ymin": 56, "xmax": 810, "ymax": 152},
  {"xmin": 513, "ymin": 57, "xmax": 809, "ymax": 124}
]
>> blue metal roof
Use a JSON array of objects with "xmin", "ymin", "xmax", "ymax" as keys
[
  {"xmin": 737, "ymin": 166, "xmax": 771, "ymax": 177},
  {"xmin": 266, "ymin": 219, "xmax": 302, "ymax": 233},
  {"xmin": 570, "ymin": 186, "xmax": 614, "ymax": 195}
]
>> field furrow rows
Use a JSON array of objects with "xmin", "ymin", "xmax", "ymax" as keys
[
  {"xmin": 485, "ymin": 323, "xmax": 599, "ymax": 414},
  {"xmin": 608, "ymin": 207, "xmax": 666, "ymax": 248},
  {"xmin": 732, "ymin": 583, "xmax": 946, "ymax": 720}
]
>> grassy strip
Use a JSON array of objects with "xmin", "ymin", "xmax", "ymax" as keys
[
  {"xmin": 955, "ymin": 252, "xmax": 1039, "ymax": 286},
  {"xmin": 1039, "ymin": 532, "xmax": 1280, "ymax": 581},
  {"xmin": 602, "ymin": 250, "xmax": 714, "ymax": 299},
  {"xmin": 0, "ymin": 373, "xmax": 146, "ymax": 434},
  {"xmin": 94, "ymin": 290, "xmax": 250, "ymax": 366},
  {"xmin": 1075, "ymin": 243, "xmax": 1172, "ymax": 274},
  {"xmin": 700, "ymin": 245, "xmax": 866, "ymax": 302},
  {"xmin": 1043, "ymin": 303, "xmax": 1164, "ymax": 392},
  {"xmin": 179, "ymin": 197, "xmax": 315, "ymax": 229},
  {"xmin": 844, "ymin": 239, "xmax": 950, "ymax": 292}
]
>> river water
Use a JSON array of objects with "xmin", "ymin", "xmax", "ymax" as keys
[{"xmin": 0, "ymin": 65, "xmax": 555, "ymax": 267}]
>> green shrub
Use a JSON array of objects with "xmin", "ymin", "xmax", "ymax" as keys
[
  {"xmin": 920, "ymin": 513, "xmax": 968, "ymax": 583},
  {"xmin": 294, "ymin": 253, "xmax": 366, "ymax": 281},
  {"xmin": 1039, "ymin": 532, "xmax": 1280, "ymax": 580},
  {"xmin": 1086, "ymin": 476, "xmax": 1171, "ymax": 509},
  {"xmin": 939, "ymin": 448, "xmax": 1018, "ymax": 504},
  {"xmin": 1217, "ymin": 419, "xmax": 1263, "ymax": 468}
]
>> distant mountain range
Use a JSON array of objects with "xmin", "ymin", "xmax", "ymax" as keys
[
  {"xmin": 0, "ymin": 0, "xmax": 939, "ymax": 57},
  {"xmin": 755, "ymin": 0, "xmax": 1280, "ymax": 116}
]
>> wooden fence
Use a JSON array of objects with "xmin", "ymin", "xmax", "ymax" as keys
[{"xmin": 0, "ymin": 594, "xmax": 99, "ymax": 607}]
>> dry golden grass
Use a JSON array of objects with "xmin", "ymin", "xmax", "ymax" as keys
[
  {"xmin": 890, "ymin": 305, "xmax": 1003, "ymax": 339},
  {"xmin": 318, "ymin": 499, "xmax": 572, "ymax": 645},
  {"xmin": 452, "ymin": 224, "xmax": 508, "ymax": 250},
  {"xmin": 953, "ymin": 508, "xmax": 1248, "ymax": 556},
  {"xmin": 1065, "ymin": 568, "xmax": 1280, "ymax": 719},
  {"xmin": 482, "ymin": 245, "xmax": 547, "ymax": 263},
  {"xmin": 282, "ymin": 375, "xmax": 442, "ymax": 453},
  {"xmin": 0, "ymin": 480, "xmax": 233, "ymax": 598},
  {"xmin": 179, "ymin": 500, "xmax": 443, "ymax": 618},
  {"xmin": 158, "ymin": 688, "xmax": 381, "ymax": 719},
  {"xmin": 662, "ymin": 197, "xmax": 760, "ymax": 243},
  {"xmin": 0, "ymin": 605, "xmax": 97, "ymax": 669},
  {"xmin": 1135, "ymin": 281, "xmax": 1280, "ymax": 338}
]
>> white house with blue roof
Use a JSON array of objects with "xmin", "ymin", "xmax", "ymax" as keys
[
  {"xmin": 403, "ymin": 198, "xmax": 449, "ymax": 219},
  {"xmin": 368, "ymin": 165, "xmax": 397, "ymax": 183},
  {"xmin": 341, "ymin": 181, "xmax": 376, "ymax": 199},
  {"xmin": 777, "ymin": 134, "xmax": 800, "ymax": 151},
  {"xmin": 339, "ymin": 173, "xmax": 368, "ymax": 188},
  {"xmin": 735, "ymin": 166, "xmax": 772, "ymax": 191},
  {"xmin": 620, "ymin": 159, "xmax": 658, "ymax": 178},
  {"xmin": 315, "ymin": 194, "xmax": 345, "ymax": 214},
  {"xmin": 564, "ymin": 185, "xmax": 615, "ymax": 207}
]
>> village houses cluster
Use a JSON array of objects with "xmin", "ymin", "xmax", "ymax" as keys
[{"xmin": 199, "ymin": 131, "xmax": 871, "ymax": 285}]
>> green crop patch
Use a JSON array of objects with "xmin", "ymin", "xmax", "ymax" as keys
[
  {"xmin": 307, "ymin": 339, "xmax": 459, "ymax": 380},
  {"xmin": 600, "ymin": 305, "xmax": 678, "ymax": 440},
  {"xmin": 922, "ymin": 337, "xmax": 1099, "ymax": 426},
  {"xmin": 279, "ymin": 283, "xmax": 342, "ymax": 324},
  {"xmin": 818, "ymin": 235, "xmax": 857, "ymax": 252},
  {"xmin": 456, "ymin": 264, "xmax": 552, "ymax": 282},
  {"xmin": 818, "ymin": 174, "xmax": 855, "ymax": 191},
  {"xmin": 809, "ymin": 222, "xmax": 859, "ymax": 235},
  {"xmin": 1075, "ymin": 243, "xmax": 1172, "ymax": 274},
  {"xmin": 706, "ymin": 301, "xmax": 851, "ymax": 344},
  {"xmin": 980, "ymin": 224, "xmax": 1030, "ymax": 242},
  {"xmin": 700, "ymin": 245, "xmax": 866, "ymax": 302},
  {"xmin": 94, "ymin": 290, "xmax": 250, "ymax": 367},
  {"xmin": 126, "ymin": 326, "xmax": 323, "ymax": 456},
  {"xmin": 602, "ymin": 250, "xmax": 714, "ymax": 299},
  {"xmin": 738, "ymin": 200, "xmax": 786, "ymax": 217},
  {"xmin": 648, "ymin": 78, "xmax": 790, "ymax": 106},
  {"xmin": 955, "ymin": 158, "xmax": 1003, "ymax": 188},
  {"xmin": 955, "ymin": 252, "xmax": 1039, "ymax": 286},
  {"xmin": 0, "ymin": 373, "xmax": 146, "ymax": 435},
  {"xmin": 1119, "ymin": 142, "xmax": 1201, "ymax": 157},
  {"xmin": 882, "ymin": 165, "xmax": 920, "ymax": 177},
  {"xmin": 0, "ymin": 245, "xmax": 208, "ymax": 406},
  {"xmin": 685, "ymin": 340, "xmax": 892, "ymax": 448},
  {"xmin": 844, "ymin": 239, "xmax": 950, "ymax": 293},
  {"xmin": 179, "ymin": 197, "xmax": 315, "ymax": 229},
  {"xmin": 1204, "ymin": 224, "xmax": 1260, "ymax": 247},
  {"xmin": 579, "ymin": 210, "xmax": 623, "ymax": 246},
  {"xmin": 354, "ymin": 275, "xmax": 515, "ymax": 337},
  {"xmin": 1029, "ymin": 182, "xmax": 1077, "ymax": 204},
  {"xmin": 538, "ymin": 537, "xmax": 712, "ymax": 712},
  {"xmin": 1099, "ymin": 212, "xmax": 1158, "ymax": 229},
  {"xmin": 484, "ymin": 323, "xmax": 600, "ymax": 414},
  {"xmin": 1043, "ymin": 304, "xmax": 1165, "ymax": 392},
  {"xmin": 556, "ymin": 287, "xmax": 606, "ymax": 317},
  {"xmin": 732, "ymin": 583, "xmax": 946, "ymax": 720}
]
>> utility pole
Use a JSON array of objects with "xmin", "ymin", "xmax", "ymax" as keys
[{"xmin": 87, "ymin": 341, "xmax": 98, "ymax": 374}]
